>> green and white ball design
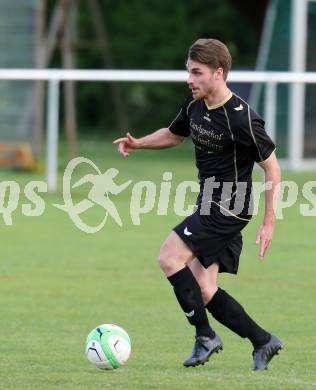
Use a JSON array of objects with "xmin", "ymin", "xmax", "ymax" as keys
[{"xmin": 85, "ymin": 324, "xmax": 131, "ymax": 369}]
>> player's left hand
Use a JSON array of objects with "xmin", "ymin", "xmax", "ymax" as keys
[{"xmin": 255, "ymin": 221, "xmax": 275, "ymax": 259}]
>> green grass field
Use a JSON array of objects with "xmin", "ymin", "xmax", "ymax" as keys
[{"xmin": 0, "ymin": 141, "xmax": 315, "ymax": 389}]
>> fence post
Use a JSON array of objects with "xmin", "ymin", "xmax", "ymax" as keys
[
  {"xmin": 288, "ymin": 0, "xmax": 308, "ymax": 170},
  {"xmin": 264, "ymin": 82, "xmax": 277, "ymax": 142},
  {"xmin": 46, "ymin": 78, "xmax": 60, "ymax": 192}
]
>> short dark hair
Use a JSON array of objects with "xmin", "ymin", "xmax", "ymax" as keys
[{"xmin": 188, "ymin": 38, "xmax": 232, "ymax": 80}]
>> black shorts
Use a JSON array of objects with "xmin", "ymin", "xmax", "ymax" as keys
[{"xmin": 173, "ymin": 202, "xmax": 250, "ymax": 274}]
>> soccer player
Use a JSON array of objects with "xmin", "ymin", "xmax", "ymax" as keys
[{"xmin": 113, "ymin": 38, "xmax": 283, "ymax": 370}]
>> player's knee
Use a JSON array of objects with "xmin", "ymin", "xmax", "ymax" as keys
[
  {"xmin": 200, "ymin": 285, "xmax": 218, "ymax": 305},
  {"xmin": 158, "ymin": 248, "xmax": 173, "ymax": 274},
  {"xmin": 158, "ymin": 243, "xmax": 183, "ymax": 275},
  {"xmin": 158, "ymin": 256, "xmax": 173, "ymax": 275}
]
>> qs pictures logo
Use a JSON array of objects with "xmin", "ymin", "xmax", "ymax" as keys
[
  {"xmin": 54, "ymin": 157, "xmax": 200, "ymax": 233},
  {"xmin": 54, "ymin": 157, "xmax": 132, "ymax": 233},
  {"xmin": 1, "ymin": 157, "xmax": 316, "ymax": 232}
]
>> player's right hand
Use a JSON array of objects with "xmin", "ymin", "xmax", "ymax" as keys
[{"xmin": 113, "ymin": 132, "xmax": 139, "ymax": 157}]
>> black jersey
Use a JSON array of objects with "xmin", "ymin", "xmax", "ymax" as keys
[{"xmin": 169, "ymin": 92, "xmax": 275, "ymax": 216}]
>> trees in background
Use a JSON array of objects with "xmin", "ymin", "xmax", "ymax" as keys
[{"xmin": 48, "ymin": 0, "xmax": 265, "ymax": 137}]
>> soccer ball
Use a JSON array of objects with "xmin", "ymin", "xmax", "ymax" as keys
[{"xmin": 85, "ymin": 324, "xmax": 131, "ymax": 370}]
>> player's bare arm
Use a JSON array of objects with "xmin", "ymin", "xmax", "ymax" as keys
[
  {"xmin": 256, "ymin": 151, "xmax": 281, "ymax": 258},
  {"xmin": 113, "ymin": 128, "xmax": 185, "ymax": 157}
]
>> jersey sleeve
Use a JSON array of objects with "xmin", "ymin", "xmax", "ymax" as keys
[
  {"xmin": 168, "ymin": 96, "xmax": 193, "ymax": 137},
  {"xmin": 236, "ymin": 108, "xmax": 276, "ymax": 163}
]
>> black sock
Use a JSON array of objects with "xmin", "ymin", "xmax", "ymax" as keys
[
  {"xmin": 206, "ymin": 288, "xmax": 270, "ymax": 348},
  {"xmin": 168, "ymin": 267, "xmax": 215, "ymax": 338}
]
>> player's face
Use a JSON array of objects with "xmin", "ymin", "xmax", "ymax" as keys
[{"xmin": 186, "ymin": 59, "xmax": 223, "ymax": 100}]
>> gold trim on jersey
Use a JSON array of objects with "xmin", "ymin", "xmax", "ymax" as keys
[
  {"xmin": 258, "ymin": 148, "xmax": 276, "ymax": 164},
  {"xmin": 223, "ymin": 105, "xmax": 238, "ymax": 199},
  {"xmin": 210, "ymin": 201, "xmax": 251, "ymax": 222},
  {"xmin": 247, "ymin": 105, "xmax": 263, "ymax": 161},
  {"xmin": 186, "ymin": 99, "xmax": 197, "ymax": 116},
  {"xmin": 233, "ymin": 92, "xmax": 278, "ymax": 163},
  {"xmin": 204, "ymin": 91, "xmax": 233, "ymax": 110}
]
